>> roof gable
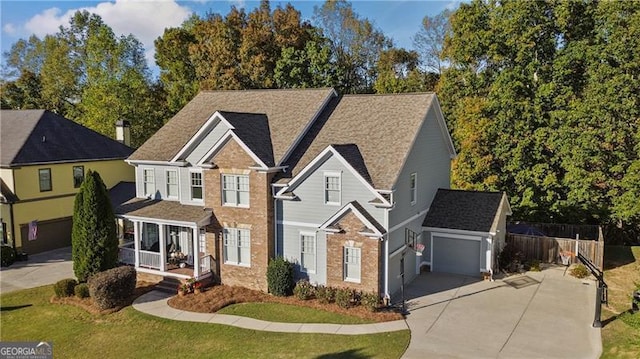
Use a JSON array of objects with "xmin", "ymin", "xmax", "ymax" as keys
[
  {"xmin": 422, "ymin": 189, "xmax": 509, "ymax": 233},
  {"xmin": 0, "ymin": 110, "xmax": 132, "ymax": 167},
  {"xmin": 320, "ymin": 201, "xmax": 386, "ymax": 238},
  {"xmin": 129, "ymin": 88, "xmax": 335, "ymax": 164}
]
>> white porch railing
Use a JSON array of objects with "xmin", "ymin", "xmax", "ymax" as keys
[
  {"xmin": 118, "ymin": 247, "xmax": 135, "ymax": 265},
  {"xmin": 139, "ymin": 250, "xmax": 161, "ymax": 270},
  {"xmin": 200, "ymin": 255, "xmax": 212, "ymax": 275}
]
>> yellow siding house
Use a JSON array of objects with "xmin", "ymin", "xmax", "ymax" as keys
[{"xmin": 0, "ymin": 110, "xmax": 134, "ymax": 254}]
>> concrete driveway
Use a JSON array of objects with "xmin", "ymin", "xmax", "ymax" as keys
[
  {"xmin": 402, "ymin": 266, "xmax": 602, "ymax": 359},
  {"xmin": 0, "ymin": 246, "xmax": 74, "ymax": 294}
]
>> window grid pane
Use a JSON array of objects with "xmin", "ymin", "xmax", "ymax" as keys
[
  {"xmin": 191, "ymin": 172, "xmax": 203, "ymax": 200},
  {"xmin": 224, "ymin": 228, "xmax": 250, "ymax": 266},
  {"xmin": 39, "ymin": 169, "xmax": 52, "ymax": 191},
  {"xmin": 325, "ymin": 176, "xmax": 340, "ymax": 203},
  {"xmin": 344, "ymin": 247, "xmax": 361, "ymax": 281},
  {"xmin": 222, "ymin": 175, "xmax": 249, "ymax": 206},
  {"xmin": 167, "ymin": 171, "xmax": 178, "ymax": 197}
]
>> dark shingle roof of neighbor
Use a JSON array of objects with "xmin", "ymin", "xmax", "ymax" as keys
[
  {"xmin": 108, "ymin": 182, "xmax": 136, "ymax": 211},
  {"xmin": 128, "ymin": 88, "xmax": 335, "ymax": 164},
  {"xmin": 422, "ymin": 189, "xmax": 505, "ymax": 233},
  {"xmin": 0, "ymin": 110, "xmax": 132, "ymax": 167},
  {"xmin": 219, "ymin": 111, "xmax": 275, "ymax": 167},
  {"xmin": 282, "ymin": 93, "xmax": 436, "ymax": 189}
]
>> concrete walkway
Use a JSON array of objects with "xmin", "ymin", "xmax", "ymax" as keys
[
  {"xmin": 0, "ymin": 246, "xmax": 74, "ymax": 294},
  {"xmin": 402, "ymin": 267, "xmax": 602, "ymax": 359},
  {"xmin": 133, "ymin": 290, "xmax": 409, "ymax": 335}
]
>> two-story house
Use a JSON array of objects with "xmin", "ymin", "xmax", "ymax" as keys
[
  {"xmin": 0, "ymin": 110, "xmax": 134, "ymax": 254},
  {"xmin": 116, "ymin": 88, "xmax": 510, "ymax": 299}
]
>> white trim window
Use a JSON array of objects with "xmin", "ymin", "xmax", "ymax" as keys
[
  {"xmin": 190, "ymin": 171, "xmax": 203, "ymax": 201},
  {"xmin": 223, "ymin": 228, "xmax": 250, "ymax": 266},
  {"xmin": 324, "ymin": 173, "xmax": 341, "ymax": 205},
  {"xmin": 344, "ymin": 246, "xmax": 361, "ymax": 283},
  {"xmin": 166, "ymin": 170, "xmax": 178, "ymax": 198},
  {"xmin": 300, "ymin": 233, "xmax": 316, "ymax": 273},
  {"xmin": 222, "ymin": 174, "xmax": 250, "ymax": 207},
  {"xmin": 410, "ymin": 172, "xmax": 417, "ymax": 205},
  {"xmin": 39, "ymin": 168, "xmax": 52, "ymax": 192},
  {"xmin": 143, "ymin": 169, "xmax": 155, "ymax": 197}
]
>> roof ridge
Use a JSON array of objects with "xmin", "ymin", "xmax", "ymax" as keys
[
  {"xmin": 440, "ymin": 188, "xmax": 503, "ymax": 195},
  {"xmin": 200, "ymin": 87, "xmax": 333, "ymax": 94},
  {"xmin": 342, "ymin": 92, "xmax": 435, "ymax": 98}
]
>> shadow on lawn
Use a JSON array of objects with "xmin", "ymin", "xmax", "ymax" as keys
[
  {"xmin": 0, "ymin": 304, "xmax": 33, "ymax": 312},
  {"xmin": 601, "ymin": 309, "xmax": 637, "ymax": 328},
  {"xmin": 603, "ymin": 245, "xmax": 636, "ymax": 271},
  {"xmin": 314, "ymin": 348, "xmax": 371, "ymax": 359}
]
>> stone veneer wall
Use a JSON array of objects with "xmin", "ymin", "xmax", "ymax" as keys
[
  {"xmin": 203, "ymin": 139, "xmax": 274, "ymax": 291},
  {"xmin": 325, "ymin": 211, "xmax": 381, "ymax": 294}
]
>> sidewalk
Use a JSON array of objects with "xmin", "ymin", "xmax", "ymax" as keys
[{"xmin": 133, "ymin": 290, "xmax": 409, "ymax": 335}]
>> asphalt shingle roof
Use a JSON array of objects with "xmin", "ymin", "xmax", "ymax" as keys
[
  {"xmin": 220, "ymin": 111, "xmax": 274, "ymax": 167},
  {"xmin": 0, "ymin": 110, "xmax": 133, "ymax": 167},
  {"xmin": 115, "ymin": 197, "xmax": 213, "ymax": 225},
  {"xmin": 422, "ymin": 189, "xmax": 505, "ymax": 233},
  {"xmin": 128, "ymin": 88, "xmax": 335, "ymax": 164},
  {"xmin": 282, "ymin": 93, "xmax": 436, "ymax": 189}
]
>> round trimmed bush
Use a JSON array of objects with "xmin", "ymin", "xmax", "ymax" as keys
[
  {"xmin": 54, "ymin": 278, "xmax": 78, "ymax": 297},
  {"xmin": 293, "ymin": 280, "xmax": 315, "ymax": 300},
  {"xmin": 74, "ymin": 283, "xmax": 90, "ymax": 298},
  {"xmin": 266, "ymin": 257, "xmax": 294, "ymax": 296},
  {"xmin": 335, "ymin": 288, "xmax": 354, "ymax": 309},
  {"xmin": 316, "ymin": 285, "xmax": 336, "ymax": 304},
  {"xmin": 88, "ymin": 266, "xmax": 136, "ymax": 310},
  {"xmin": 0, "ymin": 245, "xmax": 16, "ymax": 267},
  {"xmin": 361, "ymin": 291, "xmax": 380, "ymax": 312}
]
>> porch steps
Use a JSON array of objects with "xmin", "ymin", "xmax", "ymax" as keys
[{"xmin": 155, "ymin": 277, "xmax": 182, "ymax": 294}]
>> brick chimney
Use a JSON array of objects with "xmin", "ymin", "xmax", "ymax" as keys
[{"xmin": 115, "ymin": 120, "xmax": 131, "ymax": 147}]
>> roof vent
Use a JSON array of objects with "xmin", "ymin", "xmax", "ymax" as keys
[{"xmin": 42, "ymin": 136, "xmax": 46, "ymax": 143}]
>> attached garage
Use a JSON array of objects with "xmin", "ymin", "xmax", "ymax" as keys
[
  {"xmin": 432, "ymin": 234, "xmax": 481, "ymax": 276},
  {"xmin": 19, "ymin": 217, "xmax": 72, "ymax": 254},
  {"xmin": 421, "ymin": 189, "xmax": 512, "ymax": 278}
]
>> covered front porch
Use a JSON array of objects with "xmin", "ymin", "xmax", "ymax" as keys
[{"xmin": 114, "ymin": 195, "xmax": 215, "ymax": 280}]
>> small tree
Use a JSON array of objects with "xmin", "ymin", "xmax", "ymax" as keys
[
  {"xmin": 72, "ymin": 170, "xmax": 118, "ymax": 282},
  {"xmin": 266, "ymin": 257, "xmax": 294, "ymax": 296}
]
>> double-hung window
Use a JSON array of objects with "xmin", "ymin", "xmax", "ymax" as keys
[
  {"xmin": 166, "ymin": 170, "xmax": 178, "ymax": 198},
  {"xmin": 190, "ymin": 171, "xmax": 203, "ymax": 201},
  {"xmin": 324, "ymin": 173, "xmax": 341, "ymax": 205},
  {"xmin": 344, "ymin": 246, "xmax": 361, "ymax": 283},
  {"xmin": 39, "ymin": 168, "xmax": 52, "ymax": 192},
  {"xmin": 143, "ymin": 169, "xmax": 155, "ymax": 196},
  {"xmin": 73, "ymin": 166, "xmax": 84, "ymax": 188},
  {"xmin": 300, "ymin": 233, "xmax": 316, "ymax": 273},
  {"xmin": 410, "ymin": 172, "xmax": 417, "ymax": 205},
  {"xmin": 222, "ymin": 174, "xmax": 249, "ymax": 207},
  {"xmin": 223, "ymin": 228, "xmax": 250, "ymax": 266}
]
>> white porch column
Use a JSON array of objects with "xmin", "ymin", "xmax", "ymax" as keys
[
  {"xmin": 133, "ymin": 221, "xmax": 140, "ymax": 268},
  {"xmin": 193, "ymin": 227, "xmax": 200, "ymax": 278},
  {"xmin": 159, "ymin": 224, "xmax": 167, "ymax": 272}
]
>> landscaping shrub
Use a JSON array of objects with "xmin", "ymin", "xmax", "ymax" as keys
[
  {"xmin": 361, "ymin": 292, "xmax": 380, "ymax": 312},
  {"xmin": 498, "ymin": 243, "xmax": 523, "ymax": 272},
  {"xmin": 266, "ymin": 257, "xmax": 294, "ymax": 296},
  {"xmin": 54, "ymin": 278, "xmax": 78, "ymax": 297},
  {"xmin": 528, "ymin": 260, "xmax": 541, "ymax": 272},
  {"xmin": 0, "ymin": 245, "xmax": 16, "ymax": 267},
  {"xmin": 88, "ymin": 266, "xmax": 136, "ymax": 310},
  {"xmin": 335, "ymin": 288, "xmax": 355, "ymax": 309},
  {"xmin": 570, "ymin": 264, "xmax": 590, "ymax": 279},
  {"xmin": 293, "ymin": 280, "xmax": 315, "ymax": 300},
  {"xmin": 316, "ymin": 285, "xmax": 335, "ymax": 304},
  {"xmin": 74, "ymin": 283, "xmax": 90, "ymax": 298}
]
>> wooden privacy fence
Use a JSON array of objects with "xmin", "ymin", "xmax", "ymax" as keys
[{"xmin": 506, "ymin": 234, "xmax": 605, "ymax": 270}]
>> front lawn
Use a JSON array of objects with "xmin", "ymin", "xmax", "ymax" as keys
[
  {"xmin": 601, "ymin": 245, "xmax": 640, "ymax": 359},
  {"xmin": 0, "ymin": 285, "xmax": 410, "ymax": 359},
  {"xmin": 217, "ymin": 302, "xmax": 373, "ymax": 324}
]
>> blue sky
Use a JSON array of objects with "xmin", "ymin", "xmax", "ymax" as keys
[{"xmin": 1, "ymin": 0, "xmax": 459, "ymax": 76}]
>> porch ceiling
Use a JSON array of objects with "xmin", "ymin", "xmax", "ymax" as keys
[{"xmin": 115, "ymin": 197, "xmax": 212, "ymax": 225}]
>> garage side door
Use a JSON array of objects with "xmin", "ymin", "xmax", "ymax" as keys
[
  {"xmin": 432, "ymin": 235, "xmax": 481, "ymax": 276},
  {"xmin": 20, "ymin": 217, "xmax": 72, "ymax": 254}
]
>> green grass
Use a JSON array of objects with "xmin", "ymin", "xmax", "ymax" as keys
[
  {"xmin": 217, "ymin": 302, "xmax": 374, "ymax": 324},
  {"xmin": 600, "ymin": 245, "xmax": 640, "ymax": 359},
  {"xmin": 0, "ymin": 285, "xmax": 409, "ymax": 359}
]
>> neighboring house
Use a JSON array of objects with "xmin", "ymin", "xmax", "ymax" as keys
[
  {"xmin": 116, "ymin": 88, "xmax": 510, "ymax": 299},
  {"xmin": 0, "ymin": 110, "xmax": 134, "ymax": 254}
]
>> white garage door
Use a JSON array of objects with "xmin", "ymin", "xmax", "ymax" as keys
[{"xmin": 432, "ymin": 235, "xmax": 481, "ymax": 276}]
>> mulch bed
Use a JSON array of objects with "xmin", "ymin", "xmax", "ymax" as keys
[
  {"xmin": 168, "ymin": 284, "xmax": 403, "ymax": 323},
  {"xmin": 50, "ymin": 281, "xmax": 157, "ymax": 314}
]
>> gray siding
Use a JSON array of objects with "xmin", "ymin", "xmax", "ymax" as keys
[
  {"xmin": 179, "ymin": 167, "xmax": 205, "ymax": 206},
  {"xmin": 185, "ymin": 121, "xmax": 229, "ymax": 165},
  {"xmin": 281, "ymin": 226, "xmax": 327, "ymax": 285},
  {"xmin": 136, "ymin": 165, "xmax": 179, "ymax": 201},
  {"xmin": 389, "ymin": 105, "xmax": 451, "ymax": 227}
]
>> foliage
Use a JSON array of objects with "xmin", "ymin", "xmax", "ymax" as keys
[
  {"xmin": 0, "ymin": 245, "xmax": 16, "ymax": 267},
  {"xmin": 53, "ymin": 279, "xmax": 78, "ymax": 298},
  {"xmin": 72, "ymin": 170, "xmax": 118, "ymax": 282},
  {"xmin": 498, "ymin": 243, "xmax": 523, "ymax": 272},
  {"xmin": 335, "ymin": 287, "xmax": 355, "ymax": 309},
  {"xmin": 87, "ymin": 266, "xmax": 136, "ymax": 310},
  {"xmin": 266, "ymin": 257, "xmax": 294, "ymax": 296},
  {"xmin": 570, "ymin": 264, "xmax": 590, "ymax": 279},
  {"xmin": 528, "ymin": 260, "xmax": 542, "ymax": 272},
  {"xmin": 315, "ymin": 285, "xmax": 336, "ymax": 304},
  {"xmin": 360, "ymin": 292, "xmax": 380, "ymax": 312},
  {"xmin": 74, "ymin": 283, "xmax": 90, "ymax": 298},
  {"xmin": 293, "ymin": 280, "xmax": 315, "ymax": 300},
  {"xmin": 374, "ymin": 48, "xmax": 439, "ymax": 94},
  {"xmin": 413, "ymin": 9, "xmax": 452, "ymax": 74}
]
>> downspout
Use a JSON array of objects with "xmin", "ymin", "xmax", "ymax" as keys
[
  {"xmin": 384, "ymin": 207, "xmax": 390, "ymax": 300},
  {"xmin": 9, "ymin": 202, "xmax": 16, "ymax": 251}
]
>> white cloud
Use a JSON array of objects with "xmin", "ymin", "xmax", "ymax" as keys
[
  {"xmin": 21, "ymin": 1, "xmax": 192, "ymax": 69},
  {"xmin": 3, "ymin": 23, "xmax": 17, "ymax": 35}
]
